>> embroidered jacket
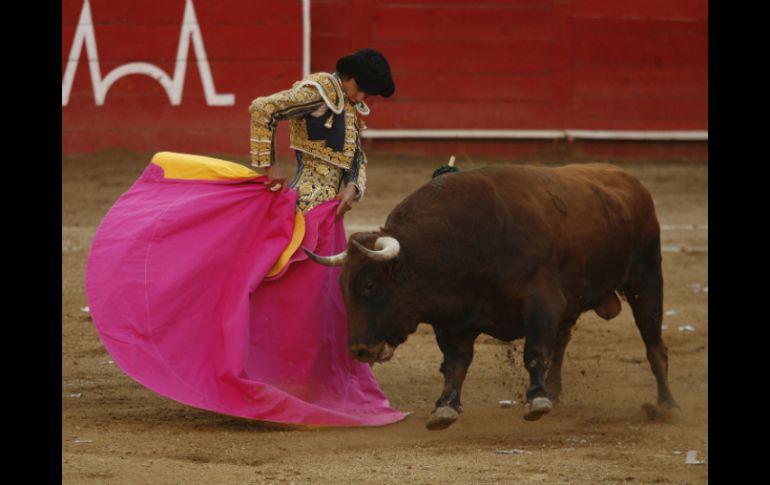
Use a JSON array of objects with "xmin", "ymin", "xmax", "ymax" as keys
[{"xmin": 249, "ymin": 72, "xmax": 369, "ymax": 200}]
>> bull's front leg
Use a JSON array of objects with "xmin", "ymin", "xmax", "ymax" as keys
[{"xmin": 426, "ymin": 327, "xmax": 478, "ymax": 430}]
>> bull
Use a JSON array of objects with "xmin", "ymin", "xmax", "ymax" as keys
[{"xmin": 306, "ymin": 163, "xmax": 678, "ymax": 430}]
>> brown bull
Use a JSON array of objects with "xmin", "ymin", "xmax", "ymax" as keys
[{"xmin": 306, "ymin": 163, "xmax": 678, "ymax": 430}]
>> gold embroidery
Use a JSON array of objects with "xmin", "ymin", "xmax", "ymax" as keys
[
  {"xmin": 291, "ymin": 157, "xmax": 344, "ymax": 213},
  {"xmin": 248, "ymin": 85, "xmax": 326, "ymax": 167},
  {"xmin": 296, "ymin": 73, "xmax": 344, "ymax": 113},
  {"xmin": 298, "ymin": 182, "xmax": 313, "ymax": 196},
  {"xmin": 288, "ymin": 98, "xmax": 359, "ymax": 170},
  {"xmin": 355, "ymin": 100, "xmax": 370, "ymax": 116},
  {"xmin": 249, "ymin": 72, "xmax": 369, "ymax": 174},
  {"xmin": 355, "ymin": 150, "xmax": 368, "ymax": 197}
]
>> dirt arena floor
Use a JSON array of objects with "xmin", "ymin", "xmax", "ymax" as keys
[{"xmin": 62, "ymin": 150, "xmax": 707, "ymax": 484}]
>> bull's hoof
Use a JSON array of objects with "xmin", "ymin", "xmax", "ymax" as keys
[
  {"xmin": 426, "ymin": 406, "xmax": 459, "ymax": 430},
  {"xmin": 642, "ymin": 402, "xmax": 681, "ymax": 421},
  {"xmin": 523, "ymin": 397, "xmax": 553, "ymax": 421}
]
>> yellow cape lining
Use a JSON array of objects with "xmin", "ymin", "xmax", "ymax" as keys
[
  {"xmin": 266, "ymin": 210, "xmax": 306, "ymax": 277},
  {"xmin": 152, "ymin": 151, "xmax": 260, "ymax": 180}
]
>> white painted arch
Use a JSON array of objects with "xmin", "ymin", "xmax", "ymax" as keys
[{"xmin": 61, "ymin": 0, "xmax": 234, "ymax": 107}]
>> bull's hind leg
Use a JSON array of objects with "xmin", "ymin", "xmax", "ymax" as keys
[
  {"xmin": 621, "ymin": 247, "xmax": 678, "ymax": 410},
  {"xmin": 521, "ymin": 283, "xmax": 565, "ymax": 421},
  {"xmin": 426, "ymin": 327, "xmax": 478, "ymax": 430},
  {"xmin": 544, "ymin": 317, "xmax": 577, "ymax": 403}
]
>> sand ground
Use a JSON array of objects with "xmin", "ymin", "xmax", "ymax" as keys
[{"xmin": 62, "ymin": 150, "xmax": 707, "ymax": 484}]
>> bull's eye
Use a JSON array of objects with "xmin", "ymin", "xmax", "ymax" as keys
[{"xmin": 352, "ymin": 268, "xmax": 389, "ymax": 306}]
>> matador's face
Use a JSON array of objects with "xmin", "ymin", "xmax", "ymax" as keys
[{"xmin": 341, "ymin": 76, "xmax": 369, "ymax": 104}]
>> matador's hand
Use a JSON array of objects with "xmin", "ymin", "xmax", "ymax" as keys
[
  {"xmin": 263, "ymin": 166, "xmax": 288, "ymax": 192},
  {"xmin": 335, "ymin": 184, "xmax": 359, "ymax": 217}
]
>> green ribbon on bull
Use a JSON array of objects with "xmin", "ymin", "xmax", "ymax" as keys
[{"xmin": 432, "ymin": 155, "xmax": 460, "ymax": 178}]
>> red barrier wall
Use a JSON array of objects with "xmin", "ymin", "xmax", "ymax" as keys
[
  {"xmin": 62, "ymin": 0, "xmax": 708, "ymax": 159},
  {"xmin": 314, "ymin": 0, "xmax": 707, "ymax": 131}
]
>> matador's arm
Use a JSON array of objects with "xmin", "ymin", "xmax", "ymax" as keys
[{"xmin": 248, "ymin": 86, "xmax": 326, "ymax": 168}]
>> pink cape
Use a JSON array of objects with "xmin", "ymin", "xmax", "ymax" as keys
[{"xmin": 85, "ymin": 160, "xmax": 406, "ymax": 427}]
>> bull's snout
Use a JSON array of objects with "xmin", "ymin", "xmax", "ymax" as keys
[
  {"xmin": 350, "ymin": 344, "xmax": 375, "ymax": 362},
  {"xmin": 349, "ymin": 342, "xmax": 395, "ymax": 365}
]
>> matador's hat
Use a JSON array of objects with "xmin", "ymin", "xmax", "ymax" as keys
[{"xmin": 336, "ymin": 48, "xmax": 395, "ymax": 98}]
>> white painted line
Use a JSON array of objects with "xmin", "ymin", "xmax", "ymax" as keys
[
  {"xmin": 361, "ymin": 129, "xmax": 708, "ymax": 141},
  {"xmin": 565, "ymin": 130, "xmax": 708, "ymax": 141},
  {"xmin": 302, "ymin": 0, "xmax": 310, "ymax": 78},
  {"xmin": 362, "ymin": 129, "xmax": 566, "ymax": 139}
]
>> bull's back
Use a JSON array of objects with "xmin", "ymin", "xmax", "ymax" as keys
[
  {"xmin": 475, "ymin": 163, "xmax": 658, "ymax": 250},
  {"xmin": 481, "ymin": 163, "xmax": 659, "ymax": 309},
  {"xmin": 385, "ymin": 163, "xmax": 659, "ymax": 302}
]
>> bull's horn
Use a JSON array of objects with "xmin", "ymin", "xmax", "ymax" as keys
[
  {"xmin": 352, "ymin": 236, "xmax": 400, "ymax": 261},
  {"xmin": 302, "ymin": 247, "xmax": 348, "ymax": 266}
]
